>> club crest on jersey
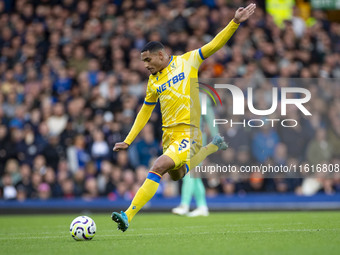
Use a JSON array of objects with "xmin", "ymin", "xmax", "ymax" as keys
[{"xmin": 171, "ymin": 62, "xmax": 176, "ymax": 69}]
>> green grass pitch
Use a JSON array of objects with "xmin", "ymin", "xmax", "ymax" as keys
[{"xmin": 1, "ymin": 211, "xmax": 340, "ymax": 255}]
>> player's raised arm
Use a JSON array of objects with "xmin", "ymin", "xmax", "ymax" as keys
[
  {"xmin": 113, "ymin": 103, "xmax": 155, "ymax": 151},
  {"xmin": 200, "ymin": 3, "xmax": 256, "ymax": 59}
]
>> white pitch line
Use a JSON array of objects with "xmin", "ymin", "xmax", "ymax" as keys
[{"xmin": 0, "ymin": 228, "xmax": 339, "ymax": 240}]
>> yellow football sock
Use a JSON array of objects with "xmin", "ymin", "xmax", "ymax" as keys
[
  {"xmin": 125, "ymin": 171, "xmax": 161, "ymax": 222},
  {"xmin": 189, "ymin": 143, "xmax": 218, "ymax": 169}
]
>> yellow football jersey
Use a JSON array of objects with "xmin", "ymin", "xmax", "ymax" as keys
[{"xmin": 144, "ymin": 49, "xmax": 205, "ymax": 128}]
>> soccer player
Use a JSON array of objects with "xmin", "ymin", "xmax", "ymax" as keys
[{"xmin": 112, "ymin": 3, "xmax": 256, "ymax": 232}]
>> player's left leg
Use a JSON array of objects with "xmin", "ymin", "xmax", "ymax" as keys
[
  {"xmin": 168, "ymin": 133, "xmax": 227, "ymax": 181},
  {"xmin": 189, "ymin": 134, "xmax": 227, "ymax": 169}
]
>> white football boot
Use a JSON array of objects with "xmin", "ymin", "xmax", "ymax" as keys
[
  {"xmin": 187, "ymin": 206, "xmax": 209, "ymax": 217},
  {"xmin": 171, "ymin": 204, "xmax": 189, "ymax": 216}
]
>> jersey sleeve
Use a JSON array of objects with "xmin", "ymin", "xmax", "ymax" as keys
[
  {"xmin": 144, "ymin": 79, "xmax": 159, "ymax": 105},
  {"xmin": 124, "ymin": 103, "xmax": 155, "ymax": 145},
  {"xmin": 181, "ymin": 49, "xmax": 205, "ymax": 70},
  {"xmin": 200, "ymin": 20, "xmax": 239, "ymax": 59}
]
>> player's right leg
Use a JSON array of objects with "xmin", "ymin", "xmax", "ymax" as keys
[{"xmin": 111, "ymin": 154, "xmax": 175, "ymax": 232}]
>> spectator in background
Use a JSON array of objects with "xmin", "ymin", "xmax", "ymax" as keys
[
  {"xmin": 278, "ymin": 106, "xmax": 314, "ymax": 160},
  {"xmin": 53, "ymin": 68, "xmax": 72, "ymax": 96},
  {"xmin": 32, "ymin": 155, "xmax": 47, "ymax": 175},
  {"xmin": 68, "ymin": 45, "xmax": 89, "ymax": 74},
  {"xmin": 84, "ymin": 161, "xmax": 97, "ymax": 178},
  {"xmin": 251, "ymin": 123, "xmax": 280, "ymax": 163},
  {"xmin": 15, "ymin": 164, "xmax": 32, "ymax": 198},
  {"xmin": 221, "ymin": 117, "xmax": 251, "ymax": 152},
  {"xmin": 73, "ymin": 169, "xmax": 85, "ymax": 196},
  {"xmin": 42, "ymin": 134, "xmax": 64, "ymax": 171},
  {"xmin": 30, "ymin": 170, "xmax": 43, "ymax": 199},
  {"xmin": 17, "ymin": 126, "xmax": 41, "ymax": 166},
  {"xmin": 129, "ymin": 123, "xmax": 160, "ymax": 168},
  {"xmin": 83, "ymin": 177, "xmax": 99, "ymax": 199},
  {"xmin": 0, "ymin": 125, "xmax": 10, "ymax": 175},
  {"xmin": 87, "ymin": 59, "xmax": 101, "ymax": 87},
  {"xmin": 7, "ymin": 126, "xmax": 24, "ymax": 161},
  {"xmin": 4, "ymin": 158, "xmax": 21, "ymax": 186},
  {"xmin": 60, "ymin": 120, "xmax": 78, "ymax": 148},
  {"xmin": 327, "ymin": 104, "xmax": 340, "ymax": 159},
  {"xmin": 247, "ymin": 172, "xmax": 266, "ymax": 193},
  {"xmin": 306, "ymin": 128, "xmax": 333, "ymax": 166},
  {"xmin": 37, "ymin": 182, "xmax": 51, "ymax": 200},
  {"xmin": 43, "ymin": 167, "xmax": 62, "ymax": 198},
  {"xmin": 67, "ymin": 134, "xmax": 90, "ymax": 173},
  {"xmin": 97, "ymin": 160, "xmax": 113, "ymax": 196},
  {"xmin": 273, "ymin": 143, "xmax": 288, "ymax": 166},
  {"xmin": 90, "ymin": 129, "xmax": 110, "ymax": 169},
  {"xmin": 3, "ymin": 91, "xmax": 20, "ymax": 119},
  {"xmin": 47, "ymin": 102, "xmax": 68, "ymax": 136},
  {"xmin": 1, "ymin": 173, "xmax": 17, "ymax": 200},
  {"xmin": 291, "ymin": 6, "xmax": 306, "ymax": 38},
  {"xmin": 61, "ymin": 178, "xmax": 75, "ymax": 199},
  {"xmin": 116, "ymin": 150, "xmax": 133, "ymax": 171},
  {"xmin": 9, "ymin": 105, "xmax": 25, "ymax": 131},
  {"xmin": 105, "ymin": 165, "xmax": 122, "ymax": 199}
]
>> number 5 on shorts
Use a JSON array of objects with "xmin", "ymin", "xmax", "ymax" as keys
[{"xmin": 179, "ymin": 139, "xmax": 189, "ymax": 151}]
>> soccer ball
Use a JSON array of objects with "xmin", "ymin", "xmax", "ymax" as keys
[{"xmin": 69, "ymin": 216, "xmax": 96, "ymax": 241}]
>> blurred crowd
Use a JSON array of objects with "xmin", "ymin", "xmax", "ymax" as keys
[{"xmin": 0, "ymin": 0, "xmax": 340, "ymax": 201}]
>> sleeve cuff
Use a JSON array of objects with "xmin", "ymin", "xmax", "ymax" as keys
[
  {"xmin": 198, "ymin": 48, "xmax": 206, "ymax": 60},
  {"xmin": 123, "ymin": 139, "xmax": 131, "ymax": 145},
  {"xmin": 144, "ymin": 101, "xmax": 157, "ymax": 105},
  {"xmin": 231, "ymin": 19, "xmax": 240, "ymax": 26}
]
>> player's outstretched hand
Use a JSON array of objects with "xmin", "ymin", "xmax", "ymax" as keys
[
  {"xmin": 113, "ymin": 142, "xmax": 129, "ymax": 151},
  {"xmin": 233, "ymin": 3, "xmax": 256, "ymax": 24}
]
